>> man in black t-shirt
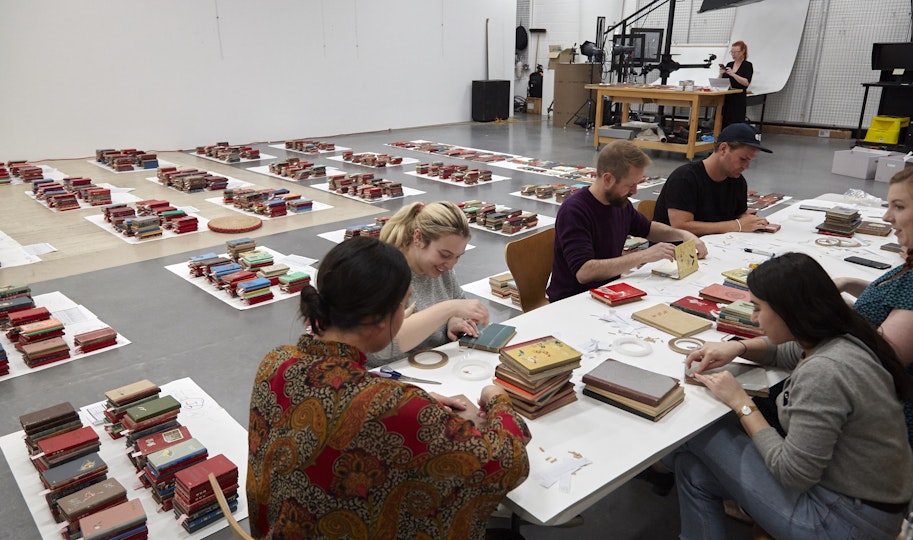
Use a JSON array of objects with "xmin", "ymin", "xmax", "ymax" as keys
[{"xmin": 654, "ymin": 124, "xmax": 773, "ymax": 236}]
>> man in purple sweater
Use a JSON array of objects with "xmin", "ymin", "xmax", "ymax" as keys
[{"xmin": 547, "ymin": 141, "xmax": 708, "ymax": 302}]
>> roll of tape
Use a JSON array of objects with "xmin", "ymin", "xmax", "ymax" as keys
[
  {"xmin": 408, "ymin": 349, "xmax": 449, "ymax": 370},
  {"xmin": 612, "ymin": 336, "xmax": 652, "ymax": 357},
  {"xmin": 789, "ymin": 214, "xmax": 813, "ymax": 222},
  {"xmin": 668, "ymin": 337, "xmax": 706, "ymax": 355}
]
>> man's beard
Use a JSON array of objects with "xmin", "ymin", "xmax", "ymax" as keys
[{"xmin": 608, "ymin": 193, "xmax": 629, "ymax": 208}]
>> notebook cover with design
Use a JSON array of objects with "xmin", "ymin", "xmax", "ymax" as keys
[
  {"xmin": 589, "ymin": 282, "xmax": 647, "ymax": 306},
  {"xmin": 458, "ymin": 323, "xmax": 517, "ymax": 352},
  {"xmin": 498, "ymin": 336, "xmax": 582, "ymax": 374},
  {"xmin": 631, "ymin": 303, "xmax": 713, "ymax": 338},
  {"xmin": 651, "ymin": 240, "xmax": 699, "ymax": 279}
]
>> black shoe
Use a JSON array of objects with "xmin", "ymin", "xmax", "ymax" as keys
[{"xmin": 634, "ymin": 467, "xmax": 675, "ymax": 496}]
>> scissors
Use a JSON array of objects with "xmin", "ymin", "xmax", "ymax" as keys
[{"xmin": 377, "ymin": 366, "xmax": 441, "ymax": 385}]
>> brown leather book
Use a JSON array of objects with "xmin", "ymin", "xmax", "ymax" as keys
[
  {"xmin": 78, "ymin": 499, "xmax": 146, "ymax": 540},
  {"xmin": 582, "ymin": 358, "xmax": 681, "ymax": 407},
  {"xmin": 104, "ymin": 380, "xmax": 160, "ymax": 406},
  {"xmin": 20, "ymin": 402, "xmax": 78, "ymax": 433},
  {"xmin": 58, "ymin": 478, "xmax": 127, "ymax": 525}
]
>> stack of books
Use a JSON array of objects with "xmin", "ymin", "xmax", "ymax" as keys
[
  {"xmin": 816, "ymin": 206, "xmax": 861, "ymax": 237},
  {"xmin": 239, "ymin": 250, "xmax": 274, "ymax": 271},
  {"xmin": 225, "ymin": 237, "xmax": 256, "ymax": 261},
  {"xmin": 716, "ymin": 300, "xmax": 764, "ymax": 338},
  {"xmin": 102, "ymin": 380, "xmax": 161, "ymax": 439},
  {"xmin": 257, "ymin": 263, "xmax": 290, "ymax": 285},
  {"xmin": 85, "ymin": 187, "xmax": 113, "ymax": 206},
  {"xmin": 218, "ymin": 270, "xmax": 258, "ymax": 295},
  {"xmin": 127, "ymin": 426, "xmax": 192, "ymax": 475},
  {"xmin": 15, "ymin": 318, "xmax": 71, "ymax": 367},
  {"xmin": 721, "ymin": 268, "xmax": 750, "ymax": 290},
  {"xmin": 172, "ymin": 454, "xmax": 240, "ymax": 533},
  {"xmin": 488, "ymin": 272, "xmax": 514, "ymax": 300},
  {"xmin": 0, "ymin": 283, "xmax": 34, "ymax": 326},
  {"xmin": 279, "ymin": 271, "xmax": 311, "ymax": 293},
  {"xmin": 76, "ymin": 498, "xmax": 148, "ymax": 540},
  {"xmin": 15, "ymin": 317, "xmax": 65, "ymax": 346},
  {"xmin": 207, "ymin": 261, "xmax": 243, "ymax": 284},
  {"xmin": 582, "ymin": 358, "xmax": 685, "ymax": 421},
  {"xmin": 589, "ymin": 282, "xmax": 647, "ymax": 306},
  {"xmin": 5, "ymin": 306, "xmax": 51, "ymax": 340},
  {"xmin": 0, "ymin": 342, "xmax": 7, "ymax": 375},
  {"xmin": 287, "ymin": 199, "xmax": 314, "ymax": 213},
  {"xmin": 698, "ymin": 283, "xmax": 751, "ymax": 304},
  {"xmin": 121, "ymin": 216, "xmax": 162, "ymax": 240},
  {"xmin": 32, "ymin": 425, "xmax": 101, "ymax": 472},
  {"xmin": 143, "ymin": 438, "xmax": 209, "ymax": 510},
  {"xmin": 56, "ymin": 478, "xmax": 128, "ymax": 539},
  {"xmin": 40, "ymin": 453, "xmax": 110, "ymax": 520},
  {"xmin": 20, "ymin": 402, "xmax": 81, "ymax": 458},
  {"xmin": 48, "ymin": 192, "xmax": 81, "ymax": 211},
  {"xmin": 631, "ymin": 304, "xmax": 712, "ymax": 338},
  {"xmin": 74, "ymin": 326, "xmax": 118, "ymax": 354},
  {"xmin": 187, "ymin": 253, "xmax": 227, "ymax": 277},
  {"xmin": 237, "ymin": 277, "xmax": 274, "ymax": 305},
  {"xmin": 121, "ymin": 395, "xmax": 182, "ymax": 442},
  {"xmin": 494, "ymin": 336, "xmax": 581, "ymax": 419}
]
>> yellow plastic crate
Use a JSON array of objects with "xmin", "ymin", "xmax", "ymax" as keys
[{"xmin": 865, "ymin": 115, "xmax": 910, "ymax": 144}]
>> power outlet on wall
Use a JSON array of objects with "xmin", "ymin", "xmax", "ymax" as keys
[{"xmin": 818, "ymin": 129, "xmax": 831, "ymax": 138}]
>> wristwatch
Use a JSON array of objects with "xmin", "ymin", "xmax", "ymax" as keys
[{"xmin": 737, "ymin": 404, "xmax": 758, "ymax": 418}]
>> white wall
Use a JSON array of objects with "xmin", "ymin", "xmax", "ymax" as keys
[{"xmin": 0, "ymin": 0, "xmax": 516, "ymax": 158}]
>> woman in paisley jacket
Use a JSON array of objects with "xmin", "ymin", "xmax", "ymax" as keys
[{"xmin": 246, "ymin": 236, "xmax": 531, "ymax": 540}]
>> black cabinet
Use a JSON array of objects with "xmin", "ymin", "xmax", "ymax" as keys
[{"xmin": 472, "ymin": 80, "xmax": 510, "ymax": 122}]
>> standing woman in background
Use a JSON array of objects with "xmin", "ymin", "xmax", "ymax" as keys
[
  {"xmin": 720, "ymin": 40, "xmax": 753, "ymax": 128},
  {"xmin": 367, "ymin": 201, "xmax": 490, "ymax": 368}
]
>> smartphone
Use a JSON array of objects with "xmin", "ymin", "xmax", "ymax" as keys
[
  {"xmin": 844, "ymin": 256, "xmax": 891, "ymax": 270},
  {"xmin": 718, "ymin": 63, "xmax": 725, "ymax": 69}
]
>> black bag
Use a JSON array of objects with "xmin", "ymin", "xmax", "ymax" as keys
[
  {"xmin": 528, "ymin": 68, "xmax": 543, "ymax": 98},
  {"xmin": 516, "ymin": 26, "xmax": 528, "ymax": 51}
]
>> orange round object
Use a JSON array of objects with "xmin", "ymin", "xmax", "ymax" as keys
[{"xmin": 207, "ymin": 215, "xmax": 263, "ymax": 234}]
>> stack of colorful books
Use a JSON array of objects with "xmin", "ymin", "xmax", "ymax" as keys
[
  {"xmin": 122, "ymin": 216, "xmax": 162, "ymax": 240},
  {"xmin": 239, "ymin": 250, "xmax": 274, "ymax": 272},
  {"xmin": 121, "ymin": 395, "xmax": 182, "ymax": 443},
  {"xmin": 816, "ymin": 205, "xmax": 861, "ymax": 237},
  {"xmin": 582, "ymin": 358, "xmax": 685, "ymax": 421},
  {"xmin": 0, "ymin": 342, "xmax": 7, "ymax": 376},
  {"xmin": 494, "ymin": 336, "xmax": 581, "ymax": 419},
  {"xmin": 698, "ymin": 283, "xmax": 750, "ymax": 304},
  {"xmin": 187, "ymin": 253, "xmax": 224, "ymax": 277},
  {"xmin": 716, "ymin": 299, "xmax": 764, "ymax": 338},
  {"xmin": 74, "ymin": 327, "xmax": 118, "ymax": 354},
  {"xmin": 172, "ymin": 454, "xmax": 240, "ymax": 533},
  {"xmin": 168, "ymin": 215, "xmax": 199, "ymax": 234},
  {"xmin": 5, "ymin": 306, "xmax": 50, "ymax": 339},
  {"xmin": 488, "ymin": 272, "xmax": 514, "ymax": 300},
  {"xmin": 279, "ymin": 271, "xmax": 311, "ymax": 293},
  {"xmin": 32, "ymin": 425, "xmax": 101, "ymax": 472},
  {"xmin": 143, "ymin": 438, "xmax": 208, "ymax": 510},
  {"xmin": 13, "ymin": 317, "xmax": 70, "ymax": 367},
  {"xmin": 207, "ymin": 261, "xmax": 243, "ymax": 284},
  {"xmin": 76, "ymin": 498, "xmax": 148, "ymax": 540},
  {"xmin": 721, "ymin": 268, "xmax": 750, "ymax": 290},
  {"xmin": 127, "ymin": 426, "xmax": 191, "ymax": 474},
  {"xmin": 257, "ymin": 264, "xmax": 290, "ymax": 285},
  {"xmin": 103, "ymin": 379, "xmax": 162, "ymax": 440},
  {"xmin": 56, "ymin": 478, "xmax": 128, "ymax": 539},
  {"xmin": 218, "ymin": 270, "xmax": 258, "ymax": 295},
  {"xmin": 85, "ymin": 187, "xmax": 112, "ymax": 206},
  {"xmin": 0, "ymin": 283, "xmax": 34, "ymax": 326},
  {"xmin": 287, "ymin": 198, "xmax": 314, "ymax": 213},
  {"xmin": 48, "ymin": 192, "xmax": 81, "ymax": 211},
  {"xmin": 589, "ymin": 282, "xmax": 647, "ymax": 306},
  {"xmin": 237, "ymin": 277, "xmax": 274, "ymax": 305},
  {"xmin": 225, "ymin": 238, "xmax": 256, "ymax": 261},
  {"xmin": 40, "ymin": 453, "xmax": 110, "ymax": 521}
]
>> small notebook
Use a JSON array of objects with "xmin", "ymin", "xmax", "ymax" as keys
[{"xmin": 651, "ymin": 240, "xmax": 699, "ymax": 279}]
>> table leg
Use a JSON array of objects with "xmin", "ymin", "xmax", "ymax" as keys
[
  {"xmin": 711, "ymin": 97, "xmax": 724, "ymax": 137},
  {"xmin": 593, "ymin": 92, "xmax": 604, "ymax": 148},
  {"xmin": 686, "ymin": 97, "xmax": 700, "ymax": 159}
]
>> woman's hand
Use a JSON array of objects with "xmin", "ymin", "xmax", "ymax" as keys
[
  {"xmin": 693, "ymin": 370, "xmax": 751, "ymax": 411},
  {"xmin": 447, "ymin": 316, "xmax": 479, "ymax": 341},
  {"xmin": 428, "ymin": 392, "xmax": 467, "ymax": 413},
  {"xmin": 478, "ymin": 385, "xmax": 508, "ymax": 419},
  {"xmin": 685, "ymin": 341, "xmax": 742, "ymax": 374}
]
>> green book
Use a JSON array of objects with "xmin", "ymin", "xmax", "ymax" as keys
[
  {"xmin": 459, "ymin": 323, "xmax": 517, "ymax": 353},
  {"xmin": 125, "ymin": 395, "xmax": 180, "ymax": 424}
]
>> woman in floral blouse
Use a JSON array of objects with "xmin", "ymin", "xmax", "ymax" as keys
[{"xmin": 247, "ymin": 236, "xmax": 531, "ymax": 540}]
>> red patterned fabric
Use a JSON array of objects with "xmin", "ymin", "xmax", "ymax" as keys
[{"xmin": 247, "ymin": 334, "xmax": 531, "ymax": 539}]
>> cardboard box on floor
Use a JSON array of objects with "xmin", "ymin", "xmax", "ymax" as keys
[
  {"xmin": 831, "ymin": 146, "xmax": 893, "ymax": 180},
  {"xmin": 874, "ymin": 152, "xmax": 913, "ymax": 182}
]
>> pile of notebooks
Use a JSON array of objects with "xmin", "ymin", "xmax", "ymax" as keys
[
  {"xmin": 589, "ymin": 282, "xmax": 647, "ymax": 306},
  {"xmin": 207, "ymin": 261, "xmax": 243, "ymax": 284},
  {"xmin": 121, "ymin": 395, "xmax": 182, "ymax": 454},
  {"xmin": 239, "ymin": 250, "xmax": 274, "ymax": 271},
  {"xmin": 77, "ymin": 498, "xmax": 148, "ymax": 540},
  {"xmin": 20, "ymin": 402, "xmax": 82, "ymax": 460},
  {"xmin": 167, "ymin": 215, "xmax": 199, "ymax": 234},
  {"xmin": 256, "ymin": 264, "xmax": 290, "ymax": 285},
  {"xmin": 226, "ymin": 238, "xmax": 256, "ymax": 261},
  {"xmin": 237, "ymin": 277, "xmax": 274, "ymax": 305},
  {"xmin": 187, "ymin": 253, "xmax": 230, "ymax": 278},
  {"xmin": 488, "ymin": 272, "xmax": 514, "ymax": 300},
  {"xmin": 287, "ymin": 198, "xmax": 314, "ymax": 213},
  {"xmin": 40, "ymin": 452, "xmax": 110, "ymax": 523},
  {"xmin": 218, "ymin": 270, "xmax": 258, "ymax": 295},
  {"xmin": 56, "ymin": 478, "xmax": 128, "ymax": 539},
  {"xmin": 172, "ymin": 454, "xmax": 240, "ymax": 533},
  {"xmin": 698, "ymin": 283, "xmax": 750, "ymax": 304},
  {"xmin": 121, "ymin": 215, "xmax": 163, "ymax": 240},
  {"xmin": 31, "ymin": 425, "xmax": 101, "ymax": 472},
  {"xmin": 494, "ymin": 335, "xmax": 581, "ymax": 419},
  {"xmin": 0, "ymin": 342, "xmax": 7, "ymax": 376},
  {"xmin": 13, "ymin": 317, "xmax": 71, "ymax": 367},
  {"xmin": 0, "ymin": 283, "xmax": 34, "ymax": 326},
  {"xmin": 5, "ymin": 306, "xmax": 50, "ymax": 339},
  {"xmin": 816, "ymin": 205, "xmax": 861, "ymax": 237},
  {"xmin": 48, "ymin": 192, "xmax": 81, "ymax": 211},
  {"xmin": 716, "ymin": 300, "xmax": 764, "ymax": 338},
  {"xmin": 74, "ymin": 326, "xmax": 118, "ymax": 354},
  {"xmin": 143, "ymin": 437, "xmax": 209, "ymax": 510},
  {"xmin": 279, "ymin": 271, "xmax": 311, "ymax": 293},
  {"xmin": 582, "ymin": 358, "xmax": 685, "ymax": 421},
  {"xmin": 102, "ymin": 379, "xmax": 161, "ymax": 439},
  {"xmin": 721, "ymin": 268, "xmax": 750, "ymax": 290},
  {"xmin": 86, "ymin": 187, "xmax": 112, "ymax": 206}
]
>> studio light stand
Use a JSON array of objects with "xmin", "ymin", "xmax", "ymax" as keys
[{"xmin": 564, "ymin": 18, "xmax": 606, "ymax": 130}]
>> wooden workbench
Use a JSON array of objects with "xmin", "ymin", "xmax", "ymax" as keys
[{"xmin": 586, "ymin": 84, "xmax": 740, "ymax": 159}]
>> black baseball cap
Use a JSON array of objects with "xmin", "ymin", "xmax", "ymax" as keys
[{"xmin": 717, "ymin": 123, "xmax": 772, "ymax": 153}]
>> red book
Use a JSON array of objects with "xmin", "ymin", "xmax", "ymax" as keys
[
  {"xmin": 37, "ymin": 426, "xmax": 98, "ymax": 458},
  {"xmin": 589, "ymin": 282, "xmax": 647, "ymax": 306},
  {"xmin": 698, "ymin": 283, "xmax": 751, "ymax": 304},
  {"xmin": 670, "ymin": 296, "xmax": 721, "ymax": 321},
  {"xmin": 174, "ymin": 454, "xmax": 238, "ymax": 500}
]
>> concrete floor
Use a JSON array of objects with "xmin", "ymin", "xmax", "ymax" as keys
[{"xmin": 0, "ymin": 115, "xmax": 876, "ymax": 539}]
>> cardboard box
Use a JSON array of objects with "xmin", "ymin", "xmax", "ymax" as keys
[
  {"xmin": 548, "ymin": 45, "xmax": 576, "ymax": 69},
  {"xmin": 874, "ymin": 152, "xmax": 913, "ymax": 183},
  {"xmin": 526, "ymin": 97, "xmax": 542, "ymax": 115},
  {"xmin": 831, "ymin": 147, "xmax": 892, "ymax": 180}
]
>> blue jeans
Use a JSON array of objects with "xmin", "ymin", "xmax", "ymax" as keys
[{"xmin": 662, "ymin": 416, "xmax": 906, "ymax": 540}]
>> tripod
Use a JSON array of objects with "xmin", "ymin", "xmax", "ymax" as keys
[{"xmin": 564, "ymin": 62, "xmax": 601, "ymax": 130}]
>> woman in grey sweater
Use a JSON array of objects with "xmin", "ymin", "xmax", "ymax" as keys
[
  {"xmin": 670, "ymin": 252, "xmax": 912, "ymax": 539},
  {"xmin": 366, "ymin": 201, "xmax": 490, "ymax": 368}
]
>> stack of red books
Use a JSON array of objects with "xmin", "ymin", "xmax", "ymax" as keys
[
  {"xmin": 143, "ymin": 438, "xmax": 208, "ymax": 510},
  {"xmin": 5, "ymin": 306, "xmax": 50, "ymax": 338},
  {"xmin": 19, "ymin": 402, "xmax": 81, "ymax": 457},
  {"xmin": 278, "ymin": 272, "xmax": 311, "ymax": 293},
  {"xmin": 32, "ymin": 425, "xmax": 101, "ymax": 471},
  {"xmin": 74, "ymin": 326, "xmax": 118, "ymax": 354},
  {"xmin": 169, "ymin": 216, "xmax": 199, "ymax": 234},
  {"xmin": 172, "ymin": 454, "xmax": 240, "ymax": 533},
  {"xmin": 85, "ymin": 187, "xmax": 112, "ymax": 206}
]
